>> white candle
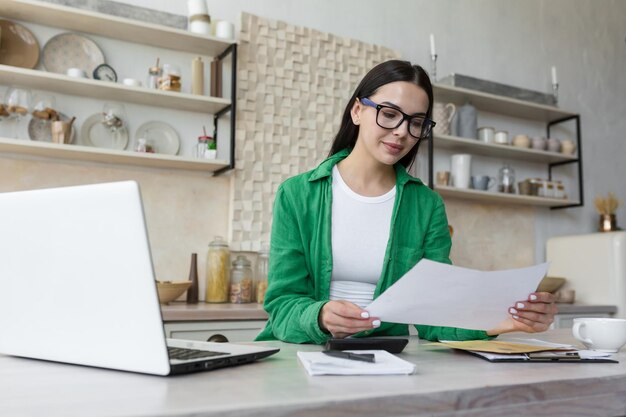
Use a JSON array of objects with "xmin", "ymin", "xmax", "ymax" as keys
[
  {"xmin": 551, "ymin": 66, "xmax": 558, "ymax": 85},
  {"xmin": 429, "ymin": 33, "xmax": 436, "ymax": 56},
  {"xmin": 187, "ymin": 0, "xmax": 208, "ymax": 16}
]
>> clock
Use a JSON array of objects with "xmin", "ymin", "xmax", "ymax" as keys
[{"xmin": 93, "ymin": 63, "xmax": 117, "ymax": 82}]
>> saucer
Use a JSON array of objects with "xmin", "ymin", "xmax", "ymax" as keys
[
  {"xmin": 134, "ymin": 121, "xmax": 180, "ymax": 155},
  {"xmin": 42, "ymin": 33, "xmax": 105, "ymax": 78},
  {"xmin": 80, "ymin": 113, "xmax": 128, "ymax": 150}
]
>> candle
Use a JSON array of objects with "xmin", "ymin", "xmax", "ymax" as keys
[
  {"xmin": 187, "ymin": 0, "xmax": 208, "ymax": 16},
  {"xmin": 429, "ymin": 33, "xmax": 436, "ymax": 56},
  {"xmin": 551, "ymin": 66, "xmax": 558, "ymax": 85}
]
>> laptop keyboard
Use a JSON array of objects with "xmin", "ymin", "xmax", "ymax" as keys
[{"xmin": 168, "ymin": 346, "xmax": 227, "ymax": 360}]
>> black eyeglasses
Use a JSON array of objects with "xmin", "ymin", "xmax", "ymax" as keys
[{"xmin": 359, "ymin": 97, "xmax": 436, "ymax": 139}]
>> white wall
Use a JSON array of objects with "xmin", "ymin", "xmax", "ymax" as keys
[{"xmin": 105, "ymin": 0, "xmax": 626, "ymax": 260}]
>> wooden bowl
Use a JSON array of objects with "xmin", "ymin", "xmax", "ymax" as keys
[
  {"xmin": 156, "ymin": 281, "xmax": 192, "ymax": 304},
  {"xmin": 536, "ymin": 276, "xmax": 566, "ymax": 294}
]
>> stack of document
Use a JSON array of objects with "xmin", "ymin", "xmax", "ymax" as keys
[
  {"xmin": 435, "ymin": 338, "xmax": 618, "ymax": 363},
  {"xmin": 297, "ymin": 350, "xmax": 416, "ymax": 376}
]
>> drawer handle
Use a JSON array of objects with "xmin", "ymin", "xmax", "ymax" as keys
[{"xmin": 207, "ymin": 334, "xmax": 229, "ymax": 343}]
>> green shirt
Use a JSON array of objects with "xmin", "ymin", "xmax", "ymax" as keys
[{"xmin": 256, "ymin": 149, "xmax": 490, "ymax": 344}]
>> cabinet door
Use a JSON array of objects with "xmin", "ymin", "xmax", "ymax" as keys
[{"xmin": 164, "ymin": 320, "xmax": 266, "ymax": 343}]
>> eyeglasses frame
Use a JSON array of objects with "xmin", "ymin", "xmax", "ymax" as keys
[{"xmin": 358, "ymin": 97, "xmax": 436, "ymax": 139}]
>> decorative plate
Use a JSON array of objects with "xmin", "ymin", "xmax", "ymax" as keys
[
  {"xmin": 135, "ymin": 121, "xmax": 180, "ymax": 155},
  {"xmin": 42, "ymin": 33, "xmax": 105, "ymax": 78},
  {"xmin": 28, "ymin": 112, "xmax": 76, "ymax": 143},
  {"xmin": 80, "ymin": 113, "xmax": 128, "ymax": 150},
  {"xmin": 0, "ymin": 19, "xmax": 40, "ymax": 69}
]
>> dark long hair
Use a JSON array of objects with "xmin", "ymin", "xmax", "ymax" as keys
[{"xmin": 328, "ymin": 60, "xmax": 434, "ymax": 169}]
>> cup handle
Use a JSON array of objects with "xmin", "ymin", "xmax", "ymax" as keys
[
  {"xmin": 572, "ymin": 322, "xmax": 593, "ymax": 345},
  {"xmin": 445, "ymin": 103, "xmax": 456, "ymax": 123}
]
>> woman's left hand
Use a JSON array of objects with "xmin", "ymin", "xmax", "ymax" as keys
[{"xmin": 487, "ymin": 292, "xmax": 558, "ymax": 336}]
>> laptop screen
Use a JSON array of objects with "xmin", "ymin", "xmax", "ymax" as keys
[{"xmin": 0, "ymin": 181, "xmax": 171, "ymax": 375}]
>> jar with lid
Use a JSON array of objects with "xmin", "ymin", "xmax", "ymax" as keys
[
  {"xmin": 158, "ymin": 64, "xmax": 181, "ymax": 92},
  {"xmin": 554, "ymin": 181, "xmax": 566, "ymax": 199},
  {"xmin": 196, "ymin": 135, "xmax": 208, "ymax": 158},
  {"xmin": 146, "ymin": 65, "xmax": 162, "ymax": 89},
  {"xmin": 255, "ymin": 246, "xmax": 269, "ymax": 304},
  {"xmin": 205, "ymin": 236, "xmax": 230, "ymax": 303},
  {"xmin": 230, "ymin": 255, "xmax": 253, "ymax": 303},
  {"xmin": 498, "ymin": 163, "xmax": 516, "ymax": 193}
]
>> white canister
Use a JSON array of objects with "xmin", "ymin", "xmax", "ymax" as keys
[
  {"xmin": 494, "ymin": 130, "xmax": 509, "ymax": 145},
  {"xmin": 477, "ymin": 126, "xmax": 495, "ymax": 143},
  {"xmin": 215, "ymin": 20, "xmax": 235, "ymax": 40},
  {"xmin": 187, "ymin": 0, "xmax": 208, "ymax": 16},
  {"xmin": 189, "ymin": 15, "xmax": 211, "ymax": 36},
  {"xmin": 450, "ymin": 154, "xmax": 472, "ymax": 189}
]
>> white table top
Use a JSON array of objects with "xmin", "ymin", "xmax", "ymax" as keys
[{"xmin": 1, "ymin": 329, "xmax": 625, "ymax": 417}]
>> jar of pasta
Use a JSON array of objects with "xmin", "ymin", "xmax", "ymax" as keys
[
  {"xmin": 205, "ymin": 236, "xmax": 230, "ymax": 303},
  {"xmin": 230, "ymin": 255, "xmax": 253, "ymax": 303}
]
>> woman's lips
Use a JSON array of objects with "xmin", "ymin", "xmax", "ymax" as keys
[{"xmin": 382, "ymin": 141, "xmax": 403, "ymax": 155}]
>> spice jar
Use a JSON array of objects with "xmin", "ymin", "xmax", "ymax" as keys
[
  {"xmin": 146, "ymin": 65, "xmax": 162, "ymax": 89},
  {"xmin": 196, "ymin": 135, "xmax": 208, "ymax": 158},
  {"xmin": 498, "ymin": 163, "xmax": 516, "ymax": 193},
  {"xmin": 205, "ymin": 236, "xmax": 230, "ymax": 303},
  {"xmin": 255, "ymin": 246, "xmax": 269, "ymax": 304},
  {"xmin": 158, "ymin": 63, "xmax": 181, "ymax": 92},
  {"xmin": 230, "ymin": 255, "xmax": 253, "ymax": 303}
]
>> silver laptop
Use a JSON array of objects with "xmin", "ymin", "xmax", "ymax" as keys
[{"xmin": 0, "ymin": 181, "xmax": 278, "ymax": 376}]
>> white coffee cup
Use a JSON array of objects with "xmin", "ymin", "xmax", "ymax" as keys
[
  {"xmin": 450, "ymin": 154, "xmax": 472, "ymax": 189},
  {"xmin": 572, "ymin": 317, "xmax": 626, "ymax": 353},
  {"xmin": 66, "ymin": 67, "xmax": 88, "ymax": 78},
  {"xmin": 122, "ymin": 78, "xmax": 142, "ymax": 87}
]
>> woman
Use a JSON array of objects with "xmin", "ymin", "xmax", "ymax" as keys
[{"xmin": 256, "ymin": 60, "xmax": 556, "ymax": 344}]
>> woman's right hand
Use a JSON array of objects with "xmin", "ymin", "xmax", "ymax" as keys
[{"xmin": 318, "ymin": 300, "xmax": 381, "ymax": 338}]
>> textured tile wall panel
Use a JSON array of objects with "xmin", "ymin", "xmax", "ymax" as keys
[{"xmin": 232, "ymin": 12, "xmax": 399, "ymax": 251}]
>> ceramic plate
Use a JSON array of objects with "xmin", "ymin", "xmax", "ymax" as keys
[
  {"xmin": 80, "ymin": 113, "xmax": 128, "ymax": 150},
  {"xmin": 28, "ymin": 112, "xmax": 76, "ymax": 143},
  {"xmin": 42, "ymin": 33, "xmax": 105, "ymax": 78},
  {"xmin": 0, "ymin": 19, "xmax": 40, "ymax": 69},
  {"xmin": 135, "ymin": 121, "xmax": 180, "ymax": 155}
]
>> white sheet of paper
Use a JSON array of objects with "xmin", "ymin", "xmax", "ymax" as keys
[{"xmin": 365, "ymin": 259, "xmax": 549, "ymax": 330}]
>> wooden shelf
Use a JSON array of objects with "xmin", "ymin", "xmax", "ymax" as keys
[
  {"xmin": 0, "ymin": 137, "xmax": 229, "ymax": 172},
  {"xmin": 433, "ymin": 84, "xmax": 576, "ymax": 122},
  {"xmin": 0, "ymin": 0, "xmax": 233, "ymax": 56},
  {"xmin": 433, "ymin": 134, "xmax": 578, "ymax": 163},
  {"xmin": 0, "ymin": 65, "xmax": 230, "ymax": 114},
  {"xmin": 435, "ymin": 185, "xmax": 579, "ymax": 207}
]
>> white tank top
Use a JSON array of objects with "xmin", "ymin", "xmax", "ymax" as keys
[{"xmin": 330, "ymin": 165, "xmax": 396, "ymax": 307}]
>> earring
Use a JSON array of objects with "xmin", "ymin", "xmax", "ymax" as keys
[{"xmin": 353, "ymin": 117, "xmax": 360, "ymax": 125}]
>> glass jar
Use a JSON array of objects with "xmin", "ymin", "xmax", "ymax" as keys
[
  {"xmin": 196, "ymin": 135, "xmax": 208, "ymax": 158},
  {"xmin": 205, "ymin": 236, "xmax": 230, "ymax": 303},
  {"xmin": 230, "ymin": 255, "xmax": 253, "ymax": 303},
  {"xmin": 135, "ymin": 138, "xmax": 147, "ymax": 153},
  {"xmin": 158, "ymin": 64, "xmax": 181, "ymax": 92},
  {"xmin": 146, "ymin": 65, "xmax": 162, "ymax": 89},
  {"xmin": 255, "ymin": 246, "xmax": 269, "ymax": 304},
  {"xmin": 498, "ymin": 163, "xmax": 516, "ymax": 194}
]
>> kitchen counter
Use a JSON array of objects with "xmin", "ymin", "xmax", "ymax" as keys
[
  {"xmin": 159, "ymin": 302, "xmax": 615, "ymax": 322},
  {"xmin": 1, "ymin": 329, "xmax": 625, "ymax": 417},
  {"xmin": 161, "ymin": 302, "xmax": 268, "ymax": 321}
]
